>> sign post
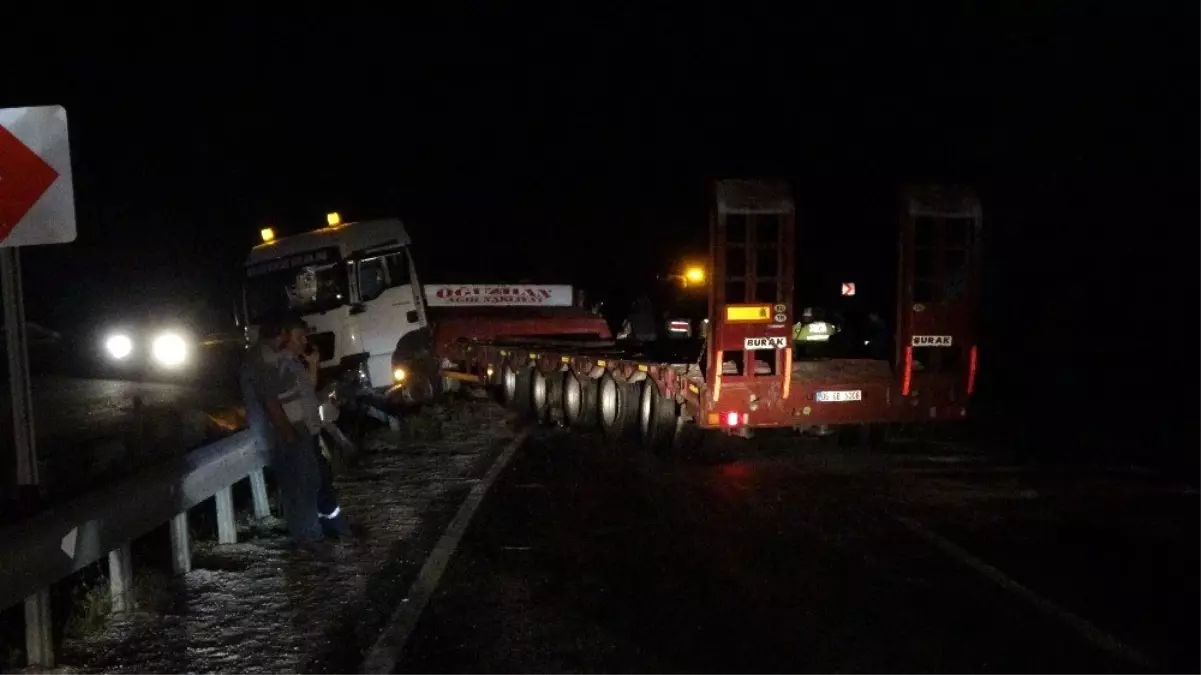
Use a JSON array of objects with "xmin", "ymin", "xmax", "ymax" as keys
[{"xmin": 0, "ymin": 104, "xmax": 77, "ymax": 668}]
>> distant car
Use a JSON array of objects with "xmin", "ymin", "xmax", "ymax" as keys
[{"xmin": 99, "ymin": 323, "xmax": 197, "ymax": 372}]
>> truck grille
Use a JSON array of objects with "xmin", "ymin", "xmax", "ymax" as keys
[{"xmin": 308, "ymin": 331, "xmax": 335, "ymax": 362}]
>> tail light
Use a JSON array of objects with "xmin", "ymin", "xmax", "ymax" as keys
[
  {"xmin": 967, "ymin": 345, "xmax": 978, "ymax": 395},
  {"xmin": 901, "ymin": 345, "xmax": 913, "ymax": 396},
  {"xmin": 725, "ymin": 411, "xmax": 740, "ymax": 427}
]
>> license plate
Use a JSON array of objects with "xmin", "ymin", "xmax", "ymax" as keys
[{"xmin": 816, "ymin": 390, "xmax": 862, "ymax": 402}]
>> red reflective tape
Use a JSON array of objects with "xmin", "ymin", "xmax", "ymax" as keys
[
  {"xmin": 901, "ymin": 345, "xmax": 913, "ymax": 396},
  {"xmin": 967, "ymin": 345, "xmax": 978, "ymax": 395}
]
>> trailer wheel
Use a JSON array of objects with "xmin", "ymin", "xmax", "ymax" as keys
[
  {"xmin": 639, "ymin": 381, "xmax": 678, "ymax": 451},
  {"xmin": 562, "ymin": 372, "xmax": 598, "ymax": 428},
  {"xmin": 538, "ymin": 370, "xmax": 563, "ymax": 425},
  {"xmin": 500, "ymin": 365, "xmax": 518, "ymax": 407},
  {"xmin": 530, "ymin": 368, "xmax": 549, "ymax": 420},
  {"xmin": 511, "ymin": 366, "xmax": 536, "ymax": 419},
  {"xmin": 597, "ymin": 372, "xmax": 637, "ymax": 442}
]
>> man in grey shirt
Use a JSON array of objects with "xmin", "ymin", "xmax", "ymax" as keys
[
  {"xmin": 279, "ymin": 324, "xmax": 353, "ymax": 539},
  {"xmin": 241, "ymin": 314, "xmax": 326, "ymax": 552}
]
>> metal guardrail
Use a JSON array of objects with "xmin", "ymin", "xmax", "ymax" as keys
[{"xmin": 0, "ymin": 429, "xmax": 272, "ymax": 667}]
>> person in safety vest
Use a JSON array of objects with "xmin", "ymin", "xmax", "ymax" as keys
[{"xmin": 793, "ymin": 307, "xmax": 835, "ymax": 343}]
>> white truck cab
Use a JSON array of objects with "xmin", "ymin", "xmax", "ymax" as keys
[{"xmin": 242, "ymin": 216, "xmax": 430, "ymax": 392}]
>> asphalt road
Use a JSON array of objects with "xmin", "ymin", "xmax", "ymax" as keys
[
  {"xmin": 397, "ymin": 429, "xmax": 1199, "ymax": 673},
  {"xmin": 2, "ymin": 341, "xmax": 245, "ymax": 504}
]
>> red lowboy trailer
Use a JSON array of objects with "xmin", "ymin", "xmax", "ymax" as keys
[{"xmin": 430, "ymin": 179, "xmax": 982, "ymax": 450}]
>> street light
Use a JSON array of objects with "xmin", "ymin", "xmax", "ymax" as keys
[{"xmin": 659, "ymin": 264, "xmax": 708, "ymax": 290}]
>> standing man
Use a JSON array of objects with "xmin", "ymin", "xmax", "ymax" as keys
[
  {"xmin": 240, "ymin": 313, "xmax": 327, "ymax": 554},
  {"xmin": 281, "ymin": 328, "xmax": 354, "ymax": 540}
]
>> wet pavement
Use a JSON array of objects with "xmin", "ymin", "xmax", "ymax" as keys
[
  {"xmin": 22, "ymin": 375, "xmax": 236, "ymax": 504},
  {"xmin": 8, "ymin": 339, "xmax": 246, "ymax": 506},
  {"xmin": 397, "ymin": 429, "xmax": 1199, "ymax": 673},
  {"xmin": 54, "ymin": 400, "xmax": 516, "ymax": 673}
]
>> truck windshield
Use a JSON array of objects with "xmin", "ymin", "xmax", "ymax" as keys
[{"xmin": 243, "ymin": 262, "xmax": 348, "ymax": 324}]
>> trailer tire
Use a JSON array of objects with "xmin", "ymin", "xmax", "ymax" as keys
[
  {"xmin": 530, "ymin": 368, "xmax": 550, "ymax": 421},
  {"xmin": 562, "ymin": 372, "xmax": 598, "ymax": 428},
  {"xmin": 639, "ymin": 381, "xmax": 678, "ymax": 451},
  {"xmin": 511, "ymin": 366, "xmax": 536, "ymax": 419},
  {"xmin": 597, "ymin": 372, "xmax": 637, "ymax": 442},
  {"xmin": 500, "ymin": 365, "xmax": 519, "ymax": 407},
  {"xmin": 538, "ymin": 370, "xmax": 563, "ymax": 425}
]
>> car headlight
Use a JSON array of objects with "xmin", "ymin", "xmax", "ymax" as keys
[
  {"xmin": 105, "ymin": 333, "xmax": 134, "ymax": 360},
  {"xmin": 151, "ymin": 332, "xmax": 188, "ymax": 367}
]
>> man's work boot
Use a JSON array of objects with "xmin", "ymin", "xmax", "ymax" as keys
[{"xmin": 320, "ymin": 509, "xmax": 353, "ymax": 539}]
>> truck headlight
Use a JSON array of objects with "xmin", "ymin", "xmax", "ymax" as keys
[
  {"xmin": 152, "ymin": 332, "xmax": 188, "ymax": 367},
  {"xmin": 105, "ymin": 333, "xmax": 133, "ymax": 360}
]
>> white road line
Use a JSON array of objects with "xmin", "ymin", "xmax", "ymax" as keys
[
  {"xmin": 360, "ymin": 427, "xmax": 532, "ymax": 673},
  {"xmin": 894, "ymin": 516, "xmax": 1155, "ymax": 670}
]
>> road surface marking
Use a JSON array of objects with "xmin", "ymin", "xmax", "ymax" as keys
[
  {"xmin": 894, "ymin": 516, "xmax": 1154, "ymax": 669},
  {"xmin": 360, "ymin": 426, "xmax": 532, "ymax": 673}
]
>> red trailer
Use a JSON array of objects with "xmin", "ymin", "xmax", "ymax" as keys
[{"xmin": 431, "ymin": 179, "xmax": 981, "ymax": 449}]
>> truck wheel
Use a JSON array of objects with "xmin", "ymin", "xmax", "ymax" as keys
[
  {"xmin": 597, "ymin": 372, "xmax": 636, "ymax": 442},
  {"xmin": 562, "ymin": 372, "xmax": 598, "ymax": 428},
  {"xmin": 639, "ymin": 381, "xmax": 678, "ymax": 451}
]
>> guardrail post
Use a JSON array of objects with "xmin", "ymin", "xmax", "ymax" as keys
[
  {"xmin": 169, "ymin": 511, "xmax": 191, "ymax": 575},
  {"xmin": 249, "ymin": 469, "xmax": 270, "ymax": 519},
  {"xmin": 24, "ymin": 589, "xmax": 53, "ymax": 667},
  {"xmin": 108, "ymin": 544, "xmax": 134, "ymax": 613},
  {"xmin": 215, "ymin": 486, "xmax": 237, "ymax": 544}
]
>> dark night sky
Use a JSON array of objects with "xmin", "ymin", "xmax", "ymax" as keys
[{"xmin": 2, "ymin": 6, "xmax": 1197, "ymax": 440}]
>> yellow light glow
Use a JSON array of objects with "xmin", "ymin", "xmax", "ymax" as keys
[
  {"xmin": 260, "ymin": 227, "xmax": 275, "ymax": 243},
  {"xmin": 327, "ymin": 212, "xmax": 341, "ymax": 227},
  {"xmin": 725, "ymin": 304, "xmax": 773, "ymax": 323},
  {"xmin": 684, "ymin": 266, "xmax": 706, "ymax": 284},
  {"xmin": 393, "ymin": 367, "xmax": 407, "ymax": 382}
]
